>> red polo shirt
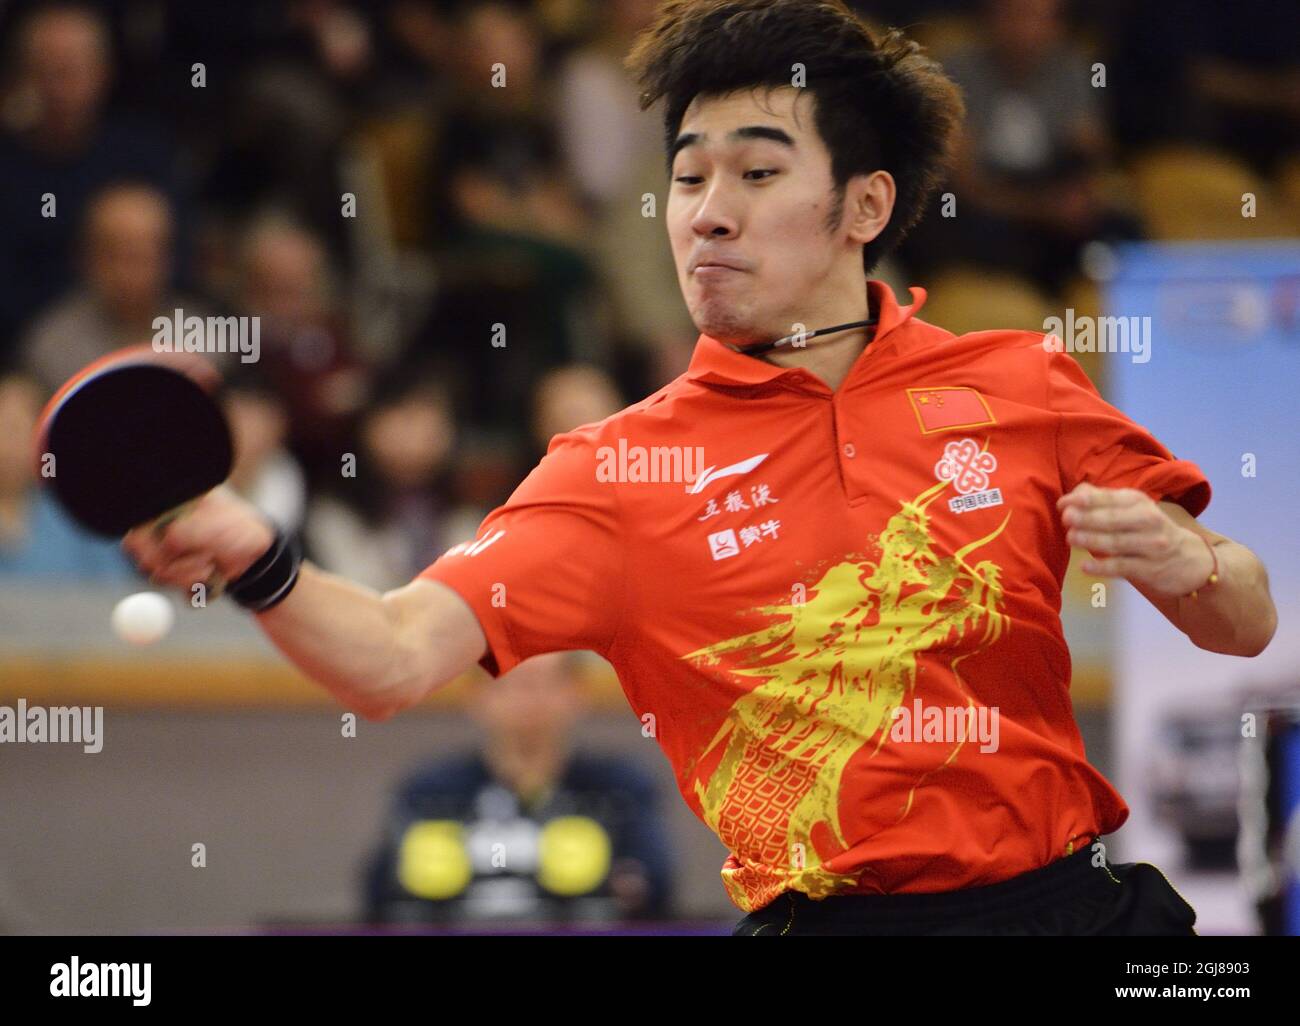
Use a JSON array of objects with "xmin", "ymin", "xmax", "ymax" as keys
[{"xmin": 419, "ymin": 279, "xmax": 1211, "ymax": 913}]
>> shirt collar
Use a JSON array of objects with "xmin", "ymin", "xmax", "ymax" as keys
[{"xmin": 684, "ymin": 279, "xmax": 928, "ymax": 387}]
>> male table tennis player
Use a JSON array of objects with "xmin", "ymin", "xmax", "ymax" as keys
[{"xmin": 124, "ymin": 0, "xmax": 1277, "ymax": 935}]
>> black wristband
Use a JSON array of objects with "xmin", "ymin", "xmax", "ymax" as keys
[{"xmin": 227, "ymin": 525, "xmax": 302, "ymax": 612}]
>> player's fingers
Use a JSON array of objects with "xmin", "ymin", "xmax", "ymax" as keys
[
  {"xmin": 122, "ymin": 527, "xmax": 168, "ymax": 570},
  {"xmin": 1056, "ymin": 482, "xmax": 1100, "ymax": 508},
  {"xmin": 157, "ymin": 513, "xmax": 213, "ymax": 558},
  {"xmin": 147, "ymin": 554, "xmax": 218, "ymax": 590},
  {"xmin": 1081, "ymin": 555, "xmax": 1143, "ymax": 577},
  {"xmin": 1067, "ymin": 526, "xmax": 1168, "ymax": 557},
  {"xmin": 123, "ymin": 526, "xmax": 207, "ymax": 580},
  {"xmin": 1094, "ymin": 487, "xmax": 1146, "ymax": 507},
  {"xmin": 1057, "ymin": 483, "xmax": 1144, "ymax": 510},
  {"xmin": 1062, "ymin": 501, "xmax": 1160, "ymax": 532}
]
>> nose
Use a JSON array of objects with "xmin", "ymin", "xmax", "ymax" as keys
[{"xmin": 690, "ymin": 181, "xmax": 739, "ymax": 239}]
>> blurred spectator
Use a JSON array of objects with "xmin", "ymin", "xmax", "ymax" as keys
[
  {"xmin": 529, "ymin": 363, "xmax": 623, "ymax": 464},
  {"xmin": 432, "ymin": 0, "xmax": 593, "ymax": 254},
  {"xmin": 555, "ymin": 0, "xmax": 697, "ymax": 388},
  {"xmin": 946, "ymin": 0, "xmax": 1107, "ymax": 178},
  {"xmin": 440, "ymin": 0, "xmax": 551, "ymax": 123},
  {"xmin": 0, "ymin": 368, "xmax": 134, "ymax": 580},
  {"xmin": 362, "ymin": 652, "xmax": 675, "ymax": 925},
  {"xmin": 285, "ymin": 0, "xmax": 374, "ymax": 93},
  {"xmin": 305, "ymin": 366, "xmax": 478, "ymax": 591},
  {"xmin": 0, "ymin": 2, "xmax": 183, "ymax": 359},
  {"xmin": 907, "ymin": 0, "xmax": 1142, "ymax": 293},
  {"xmin": 192, "ymin": 1, "xmax": 382, "ymax": 275},
  {"xmin": 222, "ymin": 364, "xmax": 308, "ymax": 535},
  {"xmin": 406, "ymin": 0, "xmax": 602, "ymax": 437},
  {"xmin": 235, "ymin": 214, "xmax": 371, "ymax": 487},
  {"xmin": 1107, "ymin": 0, "xmax": 1300, "ymax": 177},
  {"xmin": 21, "ymin": 182, "xmax": 203, "ymax": 391},
  {"xmin": 347, "ymin": 2, "xmax": 451, "ymax": 256},
  {"xmin": 372, "ymin": 0, "xmax": 457, "ymax": 108},
  {"xmin": 589, "ymin": 149, "xmax": 699, "ymax": 390},
  {"xmin": 555, "ymin": 0, "xmax": 661, "ymax": 210}
]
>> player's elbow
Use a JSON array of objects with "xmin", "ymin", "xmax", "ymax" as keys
[
  {"xmin": 355, "ymin": 700, "xmax": 402, "ymax": 723},
  {"xmin": 350, "ymin": 677, "xmax": 425, "ymax": 722},
  {"xmin": 350, "ymin": 685, "xmax": 419, "ymax": 721},
  {"xmin": 1194, "ymin": 603, "xmax": 1277, "ymax": 658},
  {"xmin": 1238, "ymin": 604, "xmax": 1278, "ymax": 658},
  {"xmin": 1234, "ymin": 570, "xmax": 1279, "ymax": 657},
  {"xmin": 377, "ymin": 585, "xmax": 458, "ymax": 713}
]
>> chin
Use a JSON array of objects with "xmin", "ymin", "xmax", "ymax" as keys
[
  {"xmin": 696, "ymin": 322, "xmax": 748, "ymax": 346},
  {"xmin": 691, "ymin": 306, "xmax": 758, "ymax": 346}
]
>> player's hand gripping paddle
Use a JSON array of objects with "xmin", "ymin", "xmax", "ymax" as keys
[{"xmin": 33, "ymin": 346, "xmax": 234, "ymax": 595}]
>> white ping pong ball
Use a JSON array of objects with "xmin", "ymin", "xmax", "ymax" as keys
[{"xmin": 111, "ymin": 591, "xmax": 175, "ymax": 646}]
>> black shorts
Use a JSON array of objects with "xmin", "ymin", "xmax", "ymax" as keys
[{"xmin": 731, "ymin": 845, "xmax": 1199, "ymax": 936}]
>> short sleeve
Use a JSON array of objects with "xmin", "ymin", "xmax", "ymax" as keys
[
  {"xmin": 1048, "ymin": 350, "xmax": 1211, "ymax": 517},
  {"xmin": 417, "ymin": 430, "xmax": 624, "ymax": 677}
]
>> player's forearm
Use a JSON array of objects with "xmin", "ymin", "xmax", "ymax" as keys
[
  {"xmin": 1167, "ymin": 540, "xmax": 1277, "ymax": 657},
  {"xmin": 251, "ymin": 562, "xmax": 440, "ymax": 719}
]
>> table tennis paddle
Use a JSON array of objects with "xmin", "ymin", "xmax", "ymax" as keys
[{"xmin": 33, "ymin": 345, "xmax": 234, "ymax": 592}]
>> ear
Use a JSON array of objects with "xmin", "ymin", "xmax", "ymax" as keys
[{"xmin": 843, "ymin": 170, "xmax": 896, "ymax": 247}]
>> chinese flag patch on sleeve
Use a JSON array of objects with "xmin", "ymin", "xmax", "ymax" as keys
[{"xmin": 907, "ymin": 387, "xmax": 996, "ymax": 434}]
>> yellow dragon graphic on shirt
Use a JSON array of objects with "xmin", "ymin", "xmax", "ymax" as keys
[{"xmin": 682, "ymin": 478, "xmax": 1012, "ymax": 911}]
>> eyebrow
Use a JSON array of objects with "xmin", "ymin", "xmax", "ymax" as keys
[{"xmin": 670, "ymin": 125, "xmax": 797, "ymax": 164}]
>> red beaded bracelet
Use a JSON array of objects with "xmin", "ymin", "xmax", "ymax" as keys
[{"xmin": 1183, "ymin": 534, "xmax": 1220, "ymax": 600}]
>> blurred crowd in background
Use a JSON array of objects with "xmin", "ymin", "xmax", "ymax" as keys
[{"xmin": 0, "ymin": 0, "xmax": 1297, "ymax": 591}]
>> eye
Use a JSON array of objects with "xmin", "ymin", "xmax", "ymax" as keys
[
  {"xmin": 744, "ymin": 169, "xmax": 777, "ymax": 180},
  {"xmin": 673, "ymin": 175, "xmax": 703, "ymax": 185}
]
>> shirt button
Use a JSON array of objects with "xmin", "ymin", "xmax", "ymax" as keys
[{"xmin": 843, "ymin": 442, "xmax": 856, "ymax": 458}]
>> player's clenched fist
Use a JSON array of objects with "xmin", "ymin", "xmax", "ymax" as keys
[
  {"xmin": 121, "ymin": 485, "xmax": 275, "ymax": 591},
  {"xmin": 1057, "ymin": 482, "xmax": 1214, "ymax": 598}
]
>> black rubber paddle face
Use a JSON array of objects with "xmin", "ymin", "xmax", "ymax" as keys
[{"xmin": 40, "ymin": 363, "xmax": 233, "ymax": 537}]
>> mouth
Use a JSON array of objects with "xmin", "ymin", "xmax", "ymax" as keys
[
  {"xmin": 691, "ymin": 255, "xmax": 748, "ymax": 274},
  {"xmin": 691, "ymin": 250, "xmax": 754, "ymax": 274}
]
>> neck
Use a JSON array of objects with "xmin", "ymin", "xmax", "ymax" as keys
[
  {"xmin": 482, "ymin": 733, "xmax": 567, "ymax": 803},
  {"xmin": 762, "ymin": 328, "xmax": 870, "ymax": 391},
  {"xmin": 758, "ymin": 283, "xmax": 875, "ymax": 391}
]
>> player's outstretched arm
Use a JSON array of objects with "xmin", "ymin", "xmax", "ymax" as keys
[
  {"xmin": 255, "ymin": 569, "xmax": 486, "ymax": 721},
  {"xmin": 122, "ymin": 487, "xmax": 488, "ymax": 720}
]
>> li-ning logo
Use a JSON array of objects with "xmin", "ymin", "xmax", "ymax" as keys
[
  {"xmin": 444, "ymin": 530, "xmax": 505, "ymax": 558},
  {"xmin": 687, "ymin": 453, "xmax": 769, "ymax": 494}
]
